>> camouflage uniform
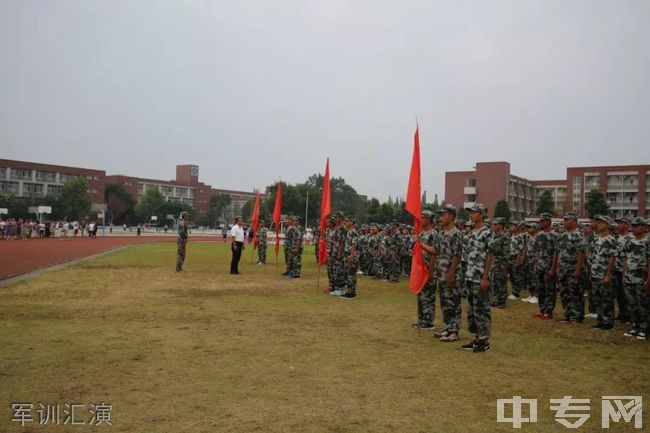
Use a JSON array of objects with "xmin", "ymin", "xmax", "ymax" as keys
[
  {"xmin": 325, "ymin": 226, "xmax": 335, "ymax": 287},
  {"xmin": 386, "ymin": 228, "xmax": 403, "ymax": 282},
  {"xmin": 622, "ymin": 233, "xmax": 650, "ymax": 334},
  {"xmin": 402, "ymin": 233, "xmax": 413, "ymax": 277},
  {"xmin": 465, "ymin": 225, "xmax": 492, "ymax": 340},
  {"xmin": 489, "ymin": 230, "xmax": 510, "ymax": 307},
  {"xmin": 331, "ymin": 223, "xmax": 347, "ymax": 291},
  {"xmin": 176, "ymin": 220, "xmax": 189, "ymax": 271},
  {"xmin": 436, "ymin": 227, "xmax": 463, "ymax": 332},
  {"xmin": 417, "ymin": 228, "xmax": 437, "ymax": 328},
  {"xmin": 585, "ymin": 231, "xmax": 597, "ymax": 314},
  {"xmin": 509, "ymin": 231, "xmax": 527, "ymax": 297},
  {"xmin": 590, "ymin": 234, "xmax": 618, "ymax": 327},
  {"xmin": 557, "ymin": 228, "xmax": 586, "ymax": 321},
  {"xmin": 343, "ymin": 227, "xmax": 360, "ymax": 295},
  {"xmin": 284, "ymin": 224, "xmax": 295, "ymax": 274},
  {"xmin": 614, "ymin": 232, "xmax": 633, "ymax": 321},
  {"xmin": 290, "ymin": 225, "xmax": 303, "ymax": 276},
  {"xmin": 257, "ymin": 227, "xmax": 268, "ymax": 264},
  {"xmin": 525, "ymin": 232, "xmax": 537, "ymax": 296},
  {"xmin": 535, "ymin": 229, "xmax": 559, "ymax": 315},
  {"xmin": 460, "ymin": 231, "xmax": 470, "ymax": 298}
]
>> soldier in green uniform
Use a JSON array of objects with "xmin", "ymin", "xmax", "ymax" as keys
[
  {"xmin": 461, "ymin": 204, "xmax": 494, "ymax": 353},
  {"xmin": 283, "ymin": 217, "xmax": 295, "ymax": 276},
  {"xmin": 489, "ymin": 218, "xmax": 509, "ymax": 308},
  {"xmin": 622, "ymin": 217, "xmax": 650, "ymax": 340},
  {"xmin": 386, "ymin": 221, "xmax": 403, "ymax": 283},
  {"xmin": 557, "ymin": 212, "xmax": 586, "ymax": 323},
  {"xmin": 256, "ymin": 220, "xmax": 268, "ymax": 265},
  {"xmin": 176, "ymin": 211, "xmax": 190, "ymax": 272},
  {"xmin": 325, "ymin": 216, "xmax": 336, "ymax": 291},
  {"xmin": 590, "ymin": 215, "xmax": 618, "ymax": 330},
  {"xmin": 614, "ymin": 217, "xmax": 633, "ymax": 322},
  {"xmin": 521, "ymin": 222, "xmax": 539, "ymax": 304},
  {"xmin": 329, "ymin": 212, "xmax": 347, "ymax": 295}
]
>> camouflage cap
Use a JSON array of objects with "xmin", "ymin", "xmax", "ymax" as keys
[
  {"xmin": 563, "ymin": 212, "xmax": 578, "ymax": 220},
  {"xmin": 630, "ymin": 217, "xmax": 646, "ymax": 226},
  {"xmin": 525, "ymin": 221, "xmax": 539, "ymax": 229},
  {"xmin": 493, "ymin": 217, "xmax": 506, "ymax": 225},
  {"xmin": 327, "ymin": 216, "xmax": 335, "ymax": 222},
  {"xmin": 484, "ymin": 218, "xmax": 491, "ymax": 225},
  {"xmin": 334, "ymin": 211, "xmax": 344, "ymax": 217},
  {"xmin": 539, "ymin": 212, "xmax": 552, "ymax": 221},
  {"xmin": 594, "ymin": 215, "xmax": 614, "ymax": 225},
  {"xmin": 179, "ymin": 211, "xmax": 189, "ymax": 218},
  {"xmin": 614, "ymin": 217, "xmax": 630, "ymax": 224},
  {"xmin": 437, "ymin": 204, "xmax": 457, "ymax": 214},
  {"xmin": 422, "ymin": 210, "xmax": 434, "ymax": 219},
  {"xmin": 455, "ymin": 219, "xmax": 467, "ymax": 226},
  {"xmin": 465, "ymin": 203, "xmax": 486, "ymax": 214}
]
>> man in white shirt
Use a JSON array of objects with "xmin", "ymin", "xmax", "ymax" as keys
[{"xmin": 230, "ymin": 217, "xmax": 245, "ymax": 274}]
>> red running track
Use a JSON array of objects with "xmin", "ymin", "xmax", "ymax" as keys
[{"xmin": 0, "ymin": 236, "xmax": 217, "ymax": 280}]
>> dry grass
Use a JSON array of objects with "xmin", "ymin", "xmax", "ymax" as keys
[{"xmin": 0, "ymin": 242, "xmax": 648, "ymax": 433}]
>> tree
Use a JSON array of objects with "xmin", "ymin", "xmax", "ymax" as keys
[
  {"xmin": 584, "ymin": 189, "xmax": 610, "ymax": 218},
  {"xmin": 494, "ymin": 200, "xmax": 512, "ymax": 222},
  {"xmin": 105, "ymin": 182, "xmax": 136, "ymax": 225},
  {"xmin": 59, "ymin": 177, "xmax": 91, "ymax": 219},
  {"xmin": 135, "ymin": 188, "xmax": 164, "ymax": 223},
  {"xmin": 208, "ymin": 194, "xmax": 232, "ymax": 226},
  {"xmin": 536, "ymin": 190, "xmax": 555, "ymax": 215}
]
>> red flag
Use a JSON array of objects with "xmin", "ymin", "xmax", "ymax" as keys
[
  {"xmin": 251, "ymin": 192, "xmax": 260, "ymax": 249},
  {"xmin": 273, "ymin": 182, "xmax": 282, "ymax": 255},
  {"xmin": 405, "ymin": 125, "xmax": 429, "ymax": 294},
  {"xmin": 318, "ymin": 158, "xmax": 331, "ymax": 266}
]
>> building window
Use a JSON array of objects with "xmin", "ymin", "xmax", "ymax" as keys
[
  {"xmin": 23, "ymin": 183, "xmax": 45, "ymax": 196},
  {"xmin": 59, "ymin": 173, "xmax": 77, "ymax": 183},
  {"xmin": 0, "ymin": 167, "xmax": 5, "ymax": 178},
  {"xmin": 10, "ymin": 168, "xmax": 32, "ymax": 180},
  {"xmin": 0, "ymin": 181, "xmax": 19, "ymax": 194},
  {"xmin": 36, "ymin": 171, "xmax": 56, "ymax": 182},
  {"xmin": 47, "ymin": 185, "xmax": 61, "ymax": 195}
]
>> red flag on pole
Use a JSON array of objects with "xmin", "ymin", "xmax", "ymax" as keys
[
  {"xmin": 273, "ymin": 182, "xmax": 282, "ymax": 256},
  {"xmin": 318, "ymin": 158, "xmax": 331, "ymax": 267},
  {"xmin": 251, "ymin": 192, "xmax": 260, "ymax": 249},
  {"xmin": 405, "ymin": 125, "xmax": 429, "ymax": 294}
]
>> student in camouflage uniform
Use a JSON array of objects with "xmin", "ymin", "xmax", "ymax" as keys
[
  {"xmin": 614, "ymin": 217, "xmax": 632, "ymax": 322},
  {"xmin": 313, "ymin": 219, "xmax": 321, "ymax": 263},
  {"xmin": 256, "ymin": 220, "xmax": 268, "ymax": 265},
  {"xmin": 413, "ymin": 210, "xmax": 437, "ymax": 330},
  {"xmin": 461, "ymin": 204, "xmax": 494, "ymax": 353},
  {"xmin": 434, "ymin": 205, "xmax": 463, "ymax": 341},
  {"xmin": 379, "ymin": 226, "xmax": 390, "ymax": 280},
  {"xmin": 340, "ymin": 216, "xmax": 359, "ymax": 299},
  {"xmin": 283, "ymin": 217, "xmax": 295, "ymax": 276},
  {"xmin": 489, "ymin": 218, "xmax": 510, "ymax": 308},
  {"xmin": 457, "ymin": 220, "xmax": 469, "ymax": 297},
  {"xmin": 329, "ymin": 212, "xmax": 347, "ymax": 295},
  {"xmin": 590, "ymin": 215, "xmax": 618, "ymax": 330},
  {"xmin": 385, "ymin": 222, "xmax": 403, "ymax": 282},
  {"xmin": 402, "ymin": 226, "xmax": 414, "ymax": 277},
  {"xmin": 325, "ymin": 217, "xmax": 336, "ymax": 291},
  {"xmin": 176, "ymin": 211, "xmax": 190, "ymax": 272},
  {"xmin": 508, "ymin": 222, "xmax": 526, "ymax": 300},
  {"xmin": 584, "ymin": 220, "xmax": 598, "ymax": 317},
  {"xmin": 532, "ymin": 213, "xmax": 559, "ymax": 319},
  {"xmin": 521, "ymin": 222, "xmax": 539, "ymax": 304},
  {"xmin": 557, "ymin": 212, "xmax": 586, "ymax": 323},
  {"xmin": 622, "ymin": 217, "xmax": 650, "ymax": 340},
  {"xmin": 289, "ymin": 216, "xmax": 303, "ymax": 278}
]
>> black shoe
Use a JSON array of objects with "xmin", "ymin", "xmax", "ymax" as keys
[
  {"xmin": 598, "ymin": 324, "xmax": 614, "ymax": 331},
  {"xmin": 473, "ymin": 341, "xmax": 490, "ymax": 353},
  {"xmin": 340, "ymin": 293, "xmax": 356, "ymax": 299},
  {"xmin": 292, "ymin": 275, "xmax": 301, "ymax": 279},
  {"xmin": 494, "ymin": 303, "xmax": 506, "ymax": 309},
  {"xmin": 411, "ymin": 323, "xmax": 434, "ymax": 330},
  {"xmin": 557, "ymin": 317, "xmax": 571, "ymax": 324},
  {"xmin": 461, "ymin": 340, "xmax": 477, "ymax": 351},
  {"xmin": 282, "ymin": 272, "xmax": 289, "ymax": 276},
  {"xmin": 592, "ymin": 324, "xmax": 604, "ymax": 329}
]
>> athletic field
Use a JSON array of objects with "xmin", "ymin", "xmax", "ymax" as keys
[{"xmin": 0, "ymin": 242, "xmax": 647, "ymax": 432}]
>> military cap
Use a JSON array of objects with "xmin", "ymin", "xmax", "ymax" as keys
[
  {"xmin": 484, "ymin": 218, "xmax": 491, "ymax": 226},
  {"xmin": 334, "ymin": 211, "xmax": 344, "ymax": 217},
  {"xmin": 614, "ymin": 217, "xmax": 630, "ymax": 224},
  {"xmin": 437, "ymin": 204, "xmax": 457, "ymax": 214},
  {"xmin": 539, "ymin": 212, "xmax": 552, "ymax": 221},
  {"xmin": 179, "ymin": 211, "xmax": 189, "ymax": 218},
  {"xmin": 493, "ymin": 217, "xmax": 506, "ymax": 225},
  {"xmin": 391, "ymin": 220, "xmax": 400, "ymax": 225},
  {"xmin": 563, "ymin": 212, "xmax": 578, "ymax": 220},
  {"xmin": 293, "ymin": 215, "xmax": 302, "ymax": 221},
  {"xmin": 327, "ymin": 216, "xmax": 335, "ymax": 222},
  {"xmin": 465, "ymin": 203, "xmax": 486, "ymax": 214},
  {"xmin": 525, "ymin": 221, "xmax": 539, "ymax": 229},
  {"xmin": 630, "ymin": 217, "xmax": 646, "ymax": 226},
  {"xmin": 422, "ymin": 210, "xmax": 434, "ymax": 219},
  {"xmin": 594, "ymin": 215, "xmax": 614, "ymax": 225},
  {"xmin": 455, "ymin": 219, "xmax": 467, "ymax": 226},
  {"xmin": 466, "ymin": 221, "xmax": 475, "ymax": 228}
]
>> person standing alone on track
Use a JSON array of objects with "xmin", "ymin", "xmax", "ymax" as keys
[{"xmin": 230, "ymin": 216, "xmax": 245, "ymax": 275}]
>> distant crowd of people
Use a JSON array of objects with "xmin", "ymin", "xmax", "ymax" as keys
[{"xmin": 0, "ymin": 218, "xmax": 100, "ymax": 240}]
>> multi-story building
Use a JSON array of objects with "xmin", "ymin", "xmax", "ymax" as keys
[
  {"xmin": 445, "ymin": 161, "xmax": 535, "ymax": 220},
  {"xmin": 445, "ymin": 162, "xmax": 650, "ymax": 219},
  {"xmin": 0, "ymin": 159, "xmax": 106, "ymax": 209}
]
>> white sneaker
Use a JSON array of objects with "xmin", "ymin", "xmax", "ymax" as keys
[
  {"xmin": 636, "ymin": 332, "xmax": 647, "ymax": 340},
  {"xmin": 521, "ymin": 296, "xmax": 531, "ymax": 303},
  {"xmin": 586, "ymin": 313, "xmax": 598, "ymax": 319},
  {"xmin": 528, "ymin": 296, "xmax": 538, "ymax": 304},
  {"xmin": 329, "ymin": 290, "xmax": 343, "ymax": 296},
  {"xmin": 507, "ymin": 294, "xmax": 519, "ymax": 301},
  {"xmin": 356, "ymin": 271, "xmax": 364, "ymax": 275}
]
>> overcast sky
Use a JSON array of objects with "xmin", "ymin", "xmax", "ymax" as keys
[{"xmin": 1, "ymin": 0, "xmax": 649, "ymax": 201}]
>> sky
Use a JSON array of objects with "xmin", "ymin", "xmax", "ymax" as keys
[{"xmin": 1, "ymin": 0, "xmax": 649, "ymax": 202}]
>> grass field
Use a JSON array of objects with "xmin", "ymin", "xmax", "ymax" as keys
[{"xmin": 1, "ymin": 242, "xmax": 648, "ymax": 432}]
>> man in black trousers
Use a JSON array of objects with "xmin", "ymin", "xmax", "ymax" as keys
[{"xmin": 230, "ymin": 216, "xmax": 245, "ymax": 274}]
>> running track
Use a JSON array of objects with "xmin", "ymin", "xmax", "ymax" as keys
[{"xmin": 0, "ymin": 236, "xmax": 218, "ymax": 280}]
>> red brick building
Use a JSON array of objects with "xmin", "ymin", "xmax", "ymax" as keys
[{"xmin": 445, "ymin": 161, "xmax": 650, "ymax": 219}]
